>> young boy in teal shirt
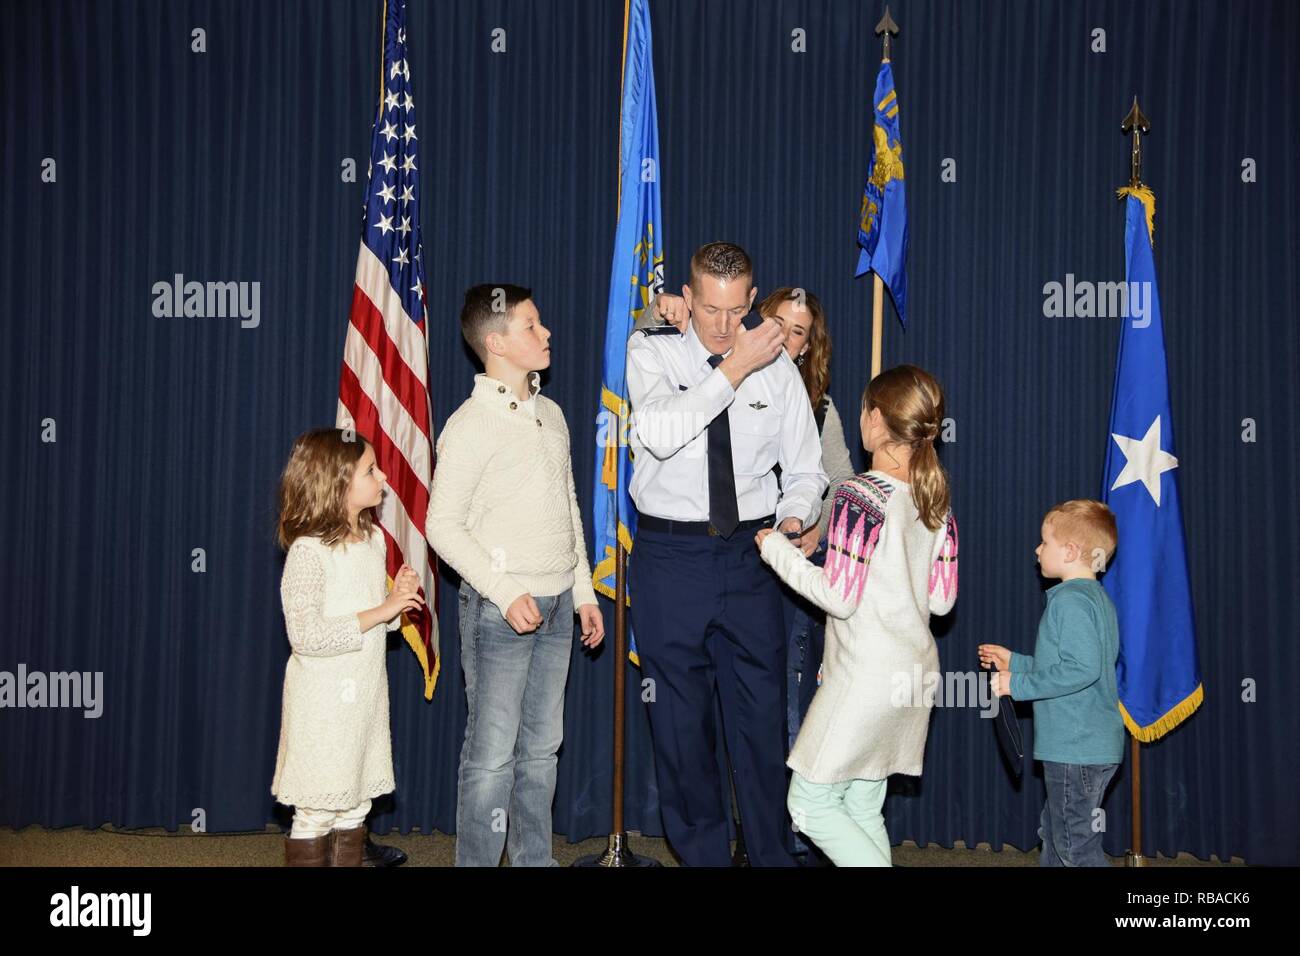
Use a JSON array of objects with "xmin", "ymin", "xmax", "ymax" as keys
[{"xmin": 980, "ymin": 500, "xmax": 1124, "ymax": 866}]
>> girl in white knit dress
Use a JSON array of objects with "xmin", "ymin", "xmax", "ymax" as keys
[
  {"xmin": 272, "ymin": 428, "xmax": 424, "ymax": 866},
  {"xmin": 756, "ymin": 365, "xmax": 959, "ymax": 866}
]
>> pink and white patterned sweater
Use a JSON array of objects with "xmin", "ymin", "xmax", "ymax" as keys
[{"xmin": 760, "ymin": 470, "xmax": 958, "ymax": 783}]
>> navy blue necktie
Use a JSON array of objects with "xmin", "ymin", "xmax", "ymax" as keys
[{"xmin": 706, "ymin": 354, "xmax": 739, "ymax": 537}]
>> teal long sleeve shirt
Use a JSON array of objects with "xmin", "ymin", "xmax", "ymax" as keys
[{"xmin": 1009, "ymin": 578, "xmax": 1125, "ymax": 764}]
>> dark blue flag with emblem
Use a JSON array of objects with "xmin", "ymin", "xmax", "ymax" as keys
[
  {"xmin": 1101, "ymin": 185, "xmax": 1203, "ymax": 740},
  {"xmin": 855, "ymin": 60, "xmax": 908, "ymax": 327}
]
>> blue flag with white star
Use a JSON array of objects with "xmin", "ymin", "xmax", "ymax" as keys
[{"xmin": 1100, "ymin": 187, "xmax": 1203, "ymax": 741}]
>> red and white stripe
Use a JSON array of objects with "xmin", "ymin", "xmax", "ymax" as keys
[{"xmin": 337, "ymin": 239, "xmax": 439, "ymax": 694}]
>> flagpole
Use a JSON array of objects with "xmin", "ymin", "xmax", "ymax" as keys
[
  {"xmin": 871, "ymin": 276, "xmax": 884, "ymax": 378},
  {"xmin": 575, "ymin": 0, "xmax": 656, "ymax": 867},
  {"xmin": 609, "ymin": 0, "xmax": 632, "ymax": 856},
  {"xmin": 870, "ymin": 7, "xmax": 899, "ymax": 379},
  {"xmin": 1119, "ymin": 94, "xmax": 1151, "ymax": 868}
]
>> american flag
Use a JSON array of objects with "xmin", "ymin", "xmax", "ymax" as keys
[{"xmin": 336, "ymin": 0, "xmax": 439, "ymax": 699}]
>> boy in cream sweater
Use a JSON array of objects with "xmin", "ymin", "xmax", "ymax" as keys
[{"xmin": 426, "ymin": 284, "xmax": 604, "ymax": 867}]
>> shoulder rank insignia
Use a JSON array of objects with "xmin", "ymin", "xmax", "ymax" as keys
[{"xmin": 638, "ymin": 324, "xmax": 682, "ymax": 336}]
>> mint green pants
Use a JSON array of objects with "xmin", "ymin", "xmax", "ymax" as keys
[{"xmin": 788, "ymin": 771, "xmax": 891, "ymax": 866}]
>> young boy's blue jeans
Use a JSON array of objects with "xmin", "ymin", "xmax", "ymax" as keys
[
  {"xmin": 1039, "ymin": 760, "xmax": 1119, "ymax": 866},
  {"xmin": 455, "ymin": 582, "xmax": 573, "ymax": 867}
]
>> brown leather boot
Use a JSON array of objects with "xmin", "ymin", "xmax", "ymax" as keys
[
  {"xmin": 284, "ymin": 834, "xmax": 330, "ymax": 866},
  {"xmin": 329, "ymin": 825, "xmax": 366, "ymax": 867}
]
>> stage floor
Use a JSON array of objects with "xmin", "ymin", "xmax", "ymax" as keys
[{"xmin": 0, "ymin": 826, "xmax": 1242, "ymax": 867}]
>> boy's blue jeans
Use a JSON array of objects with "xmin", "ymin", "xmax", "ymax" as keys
[
  {"xmin": 455, "ymin": 582, "xmax": 573, "ymax": 867},
  {"xmin": 1039, "ymin": 760, "xmax": 1119, "ymax": 866}
]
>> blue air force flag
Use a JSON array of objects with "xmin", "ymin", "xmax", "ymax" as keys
[{"xmin": 1101, "ymin": 187, "xmax": 1203, "ymax": 741}]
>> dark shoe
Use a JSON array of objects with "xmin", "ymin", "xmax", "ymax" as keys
[
  {"xmin": 795, "ymin": 848, "xmax": 832, "ymax": 867},
  {"xmin": 284, "ymin": 834, "xmax": 330, "ymax": 867},
  {"xmin": 328, "ymin": 825, "xmax": 366, "ymax": 867},
  {"xmin": 731, "ymin": 822, "xmax": 749, "ymax": 867},
  {"xmin": 364, "ymin": 835, "xmax": 408, "ymax": 867}
]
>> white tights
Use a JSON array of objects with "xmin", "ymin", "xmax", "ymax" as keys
[{"xmin": 289, "ymin": 798, "xmax": 371, "ymax": 839}]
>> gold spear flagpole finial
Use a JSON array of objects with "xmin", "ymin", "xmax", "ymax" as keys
[
  {"xmin": 1118, "ymin": 96, "xmax": 1155, "ymax": 240},
  {"xmin": 876, "ymin": 5, "xmax": 900, "ymax": 62},
  {"xmin": 1120, "ymin": 95, "xmax": 1151, "ymax": 188}
]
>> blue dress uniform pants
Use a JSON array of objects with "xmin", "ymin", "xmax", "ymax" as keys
[
  {"xmin": 629, "ymin": 524, "xmax": 797, "ymax": 867},
  {"xmin": 781, "ymin": 541, "xmax": 828, "ymax": 861}
]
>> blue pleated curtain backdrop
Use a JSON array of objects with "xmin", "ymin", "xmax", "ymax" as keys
[{"xmin": 1, "ymin": 0, "xmax": 1297, "ymax": 865}]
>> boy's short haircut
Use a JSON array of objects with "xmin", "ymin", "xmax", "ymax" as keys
[
  {"xmin": 1045, "ymin": 499, "xmax": 1119, "ymax": 566},
  {"xmin": 689, "ymin": 241, "xmax": 753, "ymax": 290},
  {"xmin": 460, "ymin": 283, "xmax": 532, "ymax": 363}
]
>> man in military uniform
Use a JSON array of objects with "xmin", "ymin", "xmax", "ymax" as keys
[{"xmin": 626, "ymin": 241, "xmax": 827, "ymax": 866}]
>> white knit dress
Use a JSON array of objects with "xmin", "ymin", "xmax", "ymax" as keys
[
  {"xmin": 271, "ymin": 526, "xmax": 398, "ymax": 810},
  {"xmin": 760, "ymin": 471, "xmax": 959, "ymax": 783}
]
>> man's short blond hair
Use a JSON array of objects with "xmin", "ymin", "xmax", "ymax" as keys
[{"xmin": 1045, "ymin": 499, "xmax": 1119, "ymax": 567}]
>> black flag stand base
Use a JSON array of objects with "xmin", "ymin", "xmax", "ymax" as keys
[{"xmin": 573, "ymin": 831, "xmax": 660, "ymax": 868}]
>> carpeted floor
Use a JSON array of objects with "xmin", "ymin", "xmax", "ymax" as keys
[{"xmin": 0, "ymin": 826, "xmax": 1242, "ymax": 867}]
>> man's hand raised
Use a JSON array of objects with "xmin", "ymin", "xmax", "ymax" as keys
[{"xmin": 718, "ymin": 318, "xmax": 785, "ymax": 389}]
